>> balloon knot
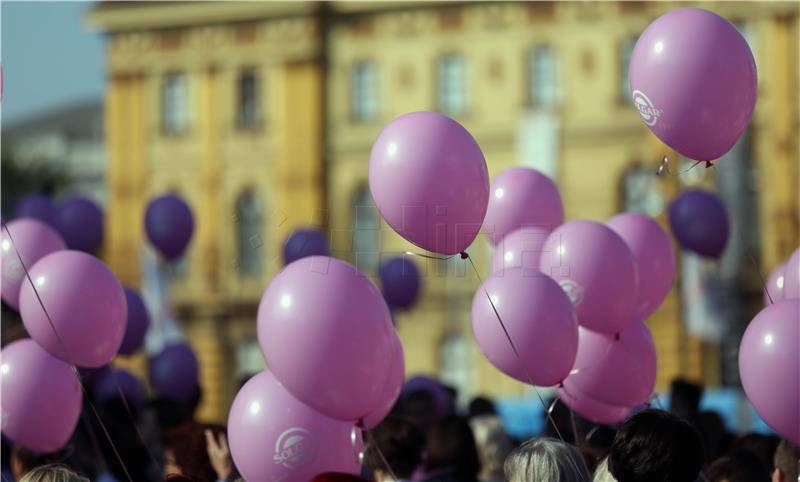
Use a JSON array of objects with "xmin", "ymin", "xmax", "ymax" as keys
[
  {"xmin": 356, "ymin": 419, "xmax": 365, "ymax": 429},
  {"xmin": 704, "ymin": 160, "xmax": 715, "ymax": 169},
  {"xmin": 614, "ymin": 332, "xmax": 621, "ymax": 341},
  {"xmin": 557, "ymin": 381, "xmax": 564, "ymax": 389},
  {"xmin": 459, "ymin": 251, "xmax": 469, "ymax": 260}
]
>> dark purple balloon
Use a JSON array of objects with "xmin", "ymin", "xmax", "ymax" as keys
[
  {"xmin": 94, "ymin": 368, "xmax": 147, "ymax": 407},
  {"xmin": 13, "ymin": 194, "xmax": 57, "ymax": 225},
  {"xmin": 55, "ymin": 196, "xmax": 104, "ymax": 253},
  {"xmin": 148, "ymin": 343, "xmax": 199, "ymax": 404},
  {"xmin": 283, "ymin": 228, "xmax": 329, "ymax": 265},
  {"xmin": 78, "ymin": 364, "xmax": 112, "ymax": 390},
  {"xmin": 402, "ymin": 375, "xmax": 452, "ymax": 418},
  {"xmin": 669, "ymin": 190, "xmax": 729, "ymax": 258},
  {"xmin": 144, "ymin": 194, "xmax": 194, "ymax": 260},
  {"xmin": 379, "ymin": 257, "xmax": 421, "ymax": 310},
  {"xmin": 118, "ymin": 287, "xmax": 150, "ymax": 355}
]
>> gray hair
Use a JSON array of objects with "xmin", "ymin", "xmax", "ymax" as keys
[
  {"xmin": 20, "ymin": 465, "xmax": 90, "ymax": 482},
  {"xmin": 504, "ymin": 437, "xmax": 591, "ymax": 482},
  {"xmin": 592, "ymin": 457, "xmax": 617, "ymax": 482}
]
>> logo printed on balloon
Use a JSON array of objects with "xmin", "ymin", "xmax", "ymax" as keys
[
  {"xmin": 273, "ymin": 428, "xmax": 317, "ymax": 470},
  {"xmin": 632, "ymin": 90, "xmax": 662, "ymax": 126},
  {"xmin": 559, "ymin": 279, "xmax": 585, "ymax": 307}
]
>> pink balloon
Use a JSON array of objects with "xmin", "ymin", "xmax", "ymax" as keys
[
  {"xmin": 739, "ymin": 300, "xmax": 800, "ymax": 445},
  {"xmin": 607, "ymin": 213, "xmax": 676, "ymax": 318},
  {"xmin": 1, "ymin": 339, "xmax": 83, "ymax": 452},
  {"xmin": 228, "ymin": 370, "xmax": 362, "ymax": 482},
  {"xmin": 1, "ymin": 219, "xmax": 66, "ymax": 310},
  {"xmin": 565, "ymin": 320, "xmax": 657, "ymax": 407},
  {"xmin": 629, "ymin": 8, "xmax": 757, "ymax": 162},
  {"xmin": 557, "ymin": 383, "xmax": 631, "ymax": 425},
  {"xmin": 491, "ymin": 227, "xmax": 550, "ymax": 276},
  {"xmin": 362, "ymin": 335, "xmax": 405, "ymax": 429},
  {"xmin": 539, "ymin": 220, "xmax": 638, "ymax": 334},
  {"xmin": 782, "ymin": 247, "xmax": 800, "ymax": 300},
  {"xmin": 764, "ymin": 262, "xmax": 786, "ymax": 306},
  {"xmin": 258, "ymin": 256, "xmax": 395, "ymax": 421},
  {"xmin": 472, "ymin": 269, "xmax": 578, "ymax": 386},
  {"xmin": 369, "ymin": 112, "xmax": 490, "ymax": 255},
  {"xmin": 19, "ymin": 250, "xmax": 127, "ymax": 367},
  {"xmin": 482, "ymin": 167, "xmax": 563, "ymax": 245}
]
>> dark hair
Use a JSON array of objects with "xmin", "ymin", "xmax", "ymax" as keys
[
  {"xmin": 695, "ymin": 411, "xmax": 732, "ymax": 464},
  {"xmin": 363, "ymin": 416, "xmax": 425, "ymax": 479},
  {"xmin": 608, "ymin": 409, "xmax": 703, "ymax": 482},
  {"xmin": 309, "ymin": 473, "xmax": 370, "ymax": 482},
  {"xmin": 774, "ymin": 439, "xmax": 800, "ymax": 482},
  {"xmin": 11, "ymin": 445, "xmax": 55, "ymax": 475},
  {"xmin": 669, "ymin": 378, "xmax": 703, "ymax": 421},
  {"xmin": 165, "ymin": 422, "xmax": 228, "ymax": 482},
  {"xmin": 706, "ymin": 452, "xmax": 769, "ymax": 482},
  {"xmin": 425, "ymin": 415, "xmax": 481, "ymax": 478},
  {"xmin": 468, "ymin": 396, "xmax": 497, "ymax": 418},
  {"xmin": 729, "ymin": 433, "xmax": 780, "ymax": 473}
]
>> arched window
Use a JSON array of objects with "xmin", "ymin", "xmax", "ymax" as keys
[
  {"xmin": 352, "ymin": 186, "xmax": 380, "ymax": 273},
  {"xmin": 236, "ymin": 190, "xmax": 263, "ymax": 276},
  {"xmin": 439, "ymin": 332, "xmax": 472, "ymax": 409}
]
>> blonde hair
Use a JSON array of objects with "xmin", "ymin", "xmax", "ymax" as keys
[
  {"xmin": 504, "ymin": 437, "xmax": 591, "ymax": 482},
  {"xmin": 593, "ymin": 458, "xmax": 618, "ymax": 482},
  {"xmin": 19, "ymin": 465, "xmax": 90, "ymax": 482}
]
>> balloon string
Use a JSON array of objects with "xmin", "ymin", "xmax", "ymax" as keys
[
  {"xmin": 462, "ymin": 252, "xmax": 567, "ymax": 443},
  {"xmin": 1, "ymin": 222, "xmax": 134, "ymax": 482},
  {"xmin": 403, "ymin": 251, "xmax": 457, "ymax": 261},
  {"xmin": 113, "ymin": 382, "xmax": 163, "ymax": 472},
  {"xmin": 656, "ymin": 156, "xmax": 714, "ymax": 177},
  {"xmin": 362, "ymin": 425, "xmax": 399, "ymax": 481}
]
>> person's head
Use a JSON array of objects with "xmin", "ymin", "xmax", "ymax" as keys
[
  {"xmin": 592, "ymin": 457, "xmax": 617, "ymax": 482},
  {"xmin": 608, "ymin": 409, "xmax": 703, "ymax": 482},
  {"xmin": 772, "ymin": 439, "xmax": 800, "ymax": 482},
  {"xmin": 504, "ymin": 437, "xmax": 590, "ymax": 482},
  {"xmin": 469, "ymin": 415, "xmax": 513, "ymax": 481},
  {"xmin": 425, "ymin": 415, "xmax": 481, "ymax": 478},
  {"xmin": 18, "ymin": 464, "xmax": 89, "ymax": 482},
  {"xmin": 11, "ymin": 445, "xmax": 55, "ymax": 480},
  {"xmin": 695, "ymin": 411, "xmax": 731, "ymax": 464},
  {"xmin": 164, "ymin": 422, "xmax": 226, "ymax": 481},
  {"xmin": 669, "ymin": 378, "xmax": 703, "ymax": 422},
  {"xmin": 363, "ymin": 416, "xmax": 425, "ymax": 481},
  {"xmin": 402, "ymin": 389, "xmax": 438, "ymax": 432},
  {"xmin": 706, "ymin": 452, "xmax": 769, "ymax": 482},
  {"xmin": 730, "ymin": 433, "xmax": 780, "ymax": 473},
  {"xmin": 468, "ymin": 396, "xmax": 497, "ymax": 419}
]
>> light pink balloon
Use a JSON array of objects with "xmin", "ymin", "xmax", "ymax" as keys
[
  {"xmin": 482, "ymin": 167, "xmax": 564, "ymax": 245},
  {"xmin": 472, "ymin": 269, "xmax": 578, "ymax": 386},
  {"xmin": 1, "ymin": 219, "xmax": 66, "ymax": 310},
  {"xmin": 19, "ymin": 250, "xmax": 127, "ymax": 367},
  {"xmin": 557, "ymin": 383, "xmax": 631, "ymax": 425},
  {"xmin": 1, "ymin": 339, "xmax": 83, "ymax": 452},
  {"xmin": 362, "ymin": 335, "xmax": 405, "ymax": 429},
  {"xmin": 228, "ymin": 370, "xmax": 362, "ymax": 482},
  {"xmin": 258, "ymin": 256, "xmax": 395, "ymax": 421},
  {"xmin": 539, "ymin": 220, "xmax": 638, "ymax": 334},
  {"xmin": 368, "ymin": 112, "xmax": 490, "ymax": 255},
  {"xmin": 764, "ymin": 262, "xmax": 786, "ymax": 307},
  {"xmin": 491, "ymin": 227, "xmax": 551, "ymax": 276},
  {"xmin": 565, "ymin": 320, "xmax": 657, "ymax": 407},
  {"xmin": 607, "ymin": 213, "xmax": 676, "ymax": 318},
  {"xmin": 739, "ymin": 300, "xmax": 800, "ymax": 445},
  {"xmin": 782, "ymin": 247, "xmax": 800, "ymax": 300}
]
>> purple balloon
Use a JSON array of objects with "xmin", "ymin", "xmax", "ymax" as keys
[
  {"xmin": 19, "ymin": 250, "xmax": 127, "ymax": 367},
  {"xmin": 1, "ymin": 219, "xmax": 66, "ymax": 311},
  {"xmin": 669, "ymin": 190, "xmax": 729, "ymax": 258},
  {"xmin": 607, "ymin": 213, "xmax": 676, "ymax": 318},
  {"xmin": 369, "ymin": 112, "xmax": 490, "ymax": 255},
  {"xmin": 148, "ymin": 343, "xmax": 199, "ymax": 404},
  {"xmin": 483, "ymin": 167, "xmax": 564, "ymax": 245},
  {"xmin": 0, "ymin": 339, "xmax": 83, "ymax": 453},
  {"xmin": 258, "ymin": 256, "xmax": 395, "ymax": 421},
  {"xmin": 12, "ymin": 194, "xmax": 57, "ymax": 225},
  {"xmin": 79, "ymin": 364, "xmax": 112, "ymax": 390},
  {"xmin": 557, "ymin": 384, "xmax": 631, "ymax": 425},
  {"xmin": 379, "ymin": 257, "xmax": 421, "ymax": 310},
  {"xmin": 782, "ymin": 247, "xmax": 800, "ymax": 301},
  {"xmin": 472, "ymin": 269, "xmax": 578, "ymax": 386},
  {"xmin": 54, "ymin": 196, "xmax": 104, "ymax": 253},
  {"xmin": 402, "ymin": 375, "xmax": 452, "ymax": 418},
  {"xmin": 94, "ymin": 367, "xmax": 146, "ymax": 407},
  {"xmin": 144, "ymin": 194, "xmax": 194, "ymax": 260},
  {"xmin": 118, "ymin": 287, "xmax": 150, "ymax": 356},
  {"xmin": 283, "ymin": 228, "xmax": 330, "ymax": 265},
  {"xmin": 362, "ymin": 335, "xmax": 405, "ymax": 429},
  {"xmin": 491, "ymin": 227, "xmax": 551, "ymax": 275},
  {"xmin": 539, "ymin": 220, "xmax": 638, "ymax": 334},
  {"xmin": 228, "ymin": 370, "xmax": 362, "ymax": 482},
  {"xmin": 564, "ymin": 320, "xmax": 657, "ymax": 407},
  {"xmin": 739, "ymin": 300, "xmax": 800, "ymax": 445},
  {"xmin": 629, "ymin": 8, "xmax": 757, "ymax": 162},
  {"xmin": 764, "ymin": 262, "xmax": 786, "ymax": 307}
]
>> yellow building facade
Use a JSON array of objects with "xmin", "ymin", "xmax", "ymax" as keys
[{"xmin": 89, "ymin": 1, "xmax": 799, "ymax": 422}]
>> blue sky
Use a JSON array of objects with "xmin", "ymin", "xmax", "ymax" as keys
[{"xmin": 1, "ymin": 1, "xmax": 105, "ymax": 126}]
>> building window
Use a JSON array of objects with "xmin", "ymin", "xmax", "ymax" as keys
[
  {"xmin": 622, "ymin": 166, "xmax": 665, "ymax": 217},
  {"xmin": 351, "ymin": 62, "xmax": 379, "ymax": 122},
  {"xmin": 162, "ymin": 72, "xmax": 190, "ymax": 134},
  {"xmin": 237, "ymin": 69, "xmax": 260, "ymax": 128},
  {"xmin": 352, "ymin": 186, "xmax": 380, "ymax": 272},
  {"xmin": 236, "ymin": 190, "xmax": 264, "ymax": 276},
  {"xmin": 528, "ymin": 47, "xmax": 560, "ymax": 107},
  {"xmin": 439, "ymin": 332, "xmax": 471, "ymax": 408},
  {"xmin": 437, "ymin": 54, "xmax": 467, "ymax": 115},
  {"xmin": 620, "ymin": 38, "xmax": 636, "ymax": 102}
]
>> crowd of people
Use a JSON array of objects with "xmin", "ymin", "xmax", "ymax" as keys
[{"xmin": 2, "ymin": 377, "xmax": 798, "ymax": 482}]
